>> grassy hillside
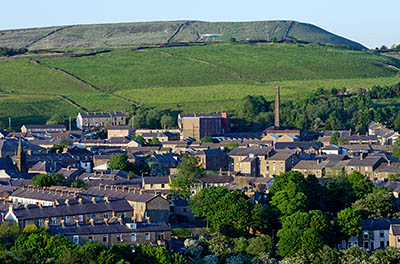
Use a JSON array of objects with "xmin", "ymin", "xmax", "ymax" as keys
[
  {"xmin": 0, "ymin": 43, "xmax": 399, "ymax": 128},
  {"xmin": 0, "ymin": 20, "xmax": 366, "ymax": 50}
]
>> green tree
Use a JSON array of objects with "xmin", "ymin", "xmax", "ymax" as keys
[
  {"xmin": 0, "ymin": 221, "xmax": 20, "ymax": 246},
  {"xmin": 301, "ymin": 228, "xmax": 324, "ymax": 253},
  {"xmin": 46, "ymin": 114, "xmax": 65, "ymax": 125},
  {"xmin": 347, "ymin": 171, "xmax": 373, "ymax": 199},
  {"xmin": 393, "ymin": 140, "xmax": 400, "ymax": 159},
  {"xmin": 352, "ymin": 187, "xmax": 398, "ymax": 218},
  {"xmin": 200, "ymin": 136, "xmax": 219, "ymax": 143},
  {"xmin": 131, "ymin": 113, "xmax": 147, "ymax": 129},
  {"xmin": 109, "ymin": 153, "xmax": 129, "ymax": 171},
  {"xmin": 134, "ymin": 135, "xmax": 146, "ymax": 145},
  {"xmin": 160, "ymin": 114, "xmax": 175, "ymax": 129},
  {"xmin": 170, "ymin": 154, "xmax": 205, "ymax": 197},
  {"xmin": 189, "ymin": 186, "xmax": 229, "ymax": 227},
  {"xmin": 270, "ymin": 181, "xmax": 308, "ymax": 216},
  {"xmin": 340, "ymin": 246, "xmax": 369, "ymax": 263},
  {"xmin": 32, "ymin": 173, "xmax": 66, "ymax": 187},
  {"xmin": 224, "ymin": 141, "xmax": 239, "ymax": 152},
  {"xmin": 330, "ymin": 131, "xmax": 340, "ymax": 145},
  {"xmin": 246, "ymin": 235, "xmax": 273, "ymax": 257},
  {"xmin": 336, "ymin": 208, "xmax": 362, "ymax": 239},
  {"xmin": 150, "ymin": 137, "xmax": 161, "ymax": 146},
  {"xmin": 269, "ymin": 171, "xmax": 307, "ymax": 196},
  {"xmin": 212, "ymin": 190, "xmax": 252, "ymax": 237}
]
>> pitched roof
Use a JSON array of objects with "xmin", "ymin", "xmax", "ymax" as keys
[
  {"xmin": 391, "ymin": 224, "xmax": 400, "ymax": 236},
  {"xmin": 228, "ymin": 147, "xmax": 273, "ymax": 156},
  {"xmin": 49, "ymin": 221, "xmax": 170, "ymax": 236},
  {"xmin": 293, "ymin": 160, "xmax": 328, "ymax": 170},
  {"xmin": 362, "ymin": 219, "xmax": 400, "ymax": 230},
  {"xmin": 83, "ymin": 187, "xmax": 161, "ymax": 203},
  {"xmin": 10, "ymin": 187, "xmax": 79, "ymax": 202},
  {"xmin": 23, "ymin": 124, "xmax": 66, "ymax": 130},
  {"xmin": 201, "ymin": 175, "xmax": 234, "ymax": 184},
  {"xmin": 346, "ymin": 156, "xmax": 385, "ymax": 167},
  {"xmin": 11, "ymin": 199, "xmax": 132, "ymax": 220},
  {"xmin": 195, "ymin": 148, "xmax": 226, "ymax": 156},
  {"xmin": 274, "ymin": 141, "xmax": 320, "ymax": 151},
  {"xmin": 80, "ymin": 112, "xmax": 125, "ymax": 118},
  {"xmin": 267, "ymin": 151, "xmax": 296, "ymax": 161},
  {"xmin": 143, "ymin": 177, "xmax": 170, "ymax": 185},
  {"xmin": 374, "ymin": 162, "xmax": 400, "ymax": 173}
]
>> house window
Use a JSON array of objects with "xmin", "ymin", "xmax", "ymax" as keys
[
  {"xmin": 92, "ymin": 213, "xmax": 96, "ymax": 220},
  {"xmin": 37, "ymin": 219, "xmax": 42, "ymax": 226},
  {"xmin": 65, "ymin": 216, "xmax": 69, "ymax": 224},
  {"xmin": 364, "ymin": 241, "xmax": 369, "ymax": 249},
  {"xmin": 380, "ymin": 232, "xmax": 384, "ymax": 238},
  {"xmin": 161, "ymin": 184, "xmax": 165, "ymax": 188},
  {"xmin": 73, "ymin": 235, "xmax": 79, "ymax": 245},
  {"xmin": 104, "ymin": 212, "xmax": 109, "ymax": 219},
  {"xmin": 51, "ymin": 217, "xmax": 56, "ymax": 225},
  {"xmin": 103, "ymin": 235, "xmax": 108, "ymax": 243},
  {"xmin": 121, "ymin": 212, "xmax": 126, "ymax": 218},
  {"xmin": 131, "ymin": 233, "xmax": 136, "ymax": 241},
  {"xmin": 88, "ymin": 235, "xmax": 93, "ymax": 242},
  {"xmin": 145, "ymin": 233, "xmax": 150, "ymax": 240},
  {"xmin": 78, "ymin": 215, "xmax": 84, "ymax": 222},
  {"xmin": 397, "ymin": 237, "xmax": 400, "ymax": 243},
  {"xmin": 363, "ymin": 232, "xmax": 368, "ymax": 239},
  {"xmin": 117, "ymin": 234, "xmax": 122, "ymax": 242},
  {"xmin": 380, "ymin": 241, "xmax": 385, "ymax": 248}
]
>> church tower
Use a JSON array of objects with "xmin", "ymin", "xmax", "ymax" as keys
[{"xmin": 15, "ymin": 137, "xmax": 27, "ymax": 173}]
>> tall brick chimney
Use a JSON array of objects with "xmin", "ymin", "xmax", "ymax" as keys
[{"xmin": 274, "ymin": 85, "xmax": 280, "ymax": 128}]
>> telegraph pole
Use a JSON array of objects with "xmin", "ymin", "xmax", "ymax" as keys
[
  {"xmin": 69, "ymin": 116, "xmax": 72, "ymax": 131},
  {"xmin": 8, "ymin": 117, "xmax": 11, "ymax": 131}
]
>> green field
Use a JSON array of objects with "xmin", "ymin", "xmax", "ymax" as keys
[{"xmin": 0, "ymin": 43, "xmax": 399, "ymax": 127}]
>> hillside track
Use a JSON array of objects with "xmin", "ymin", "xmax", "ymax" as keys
[
  {"xmin": 155, "ymin": 50, "xmax": 263, "ymax": 84},
  {"xmin": 24, "ymin": 26, "xmax": 73, "ymax": 49},
  {"xmin": 167, "ymin": 23, "xmax": 185, "ymax": 43},
  {"xmin": 0, "ymin": 90, "xmax": 87, "ymax": 112},
  {"xmin": 29, "ymin": 59, "xmax": 140, "ymax": 107},
  {"xmin": 283, "ymin": 21, "xmax": 295, "ymax": 39}
]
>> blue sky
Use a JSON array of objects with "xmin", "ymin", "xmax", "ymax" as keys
[{"xmin": 2, "ymin": 0, "xmax": 399, "ymax": 48}]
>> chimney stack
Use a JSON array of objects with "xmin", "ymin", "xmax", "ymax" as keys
[{"xmin": 274, "ymin": 85, "xmax": 280, "ymax": 128}]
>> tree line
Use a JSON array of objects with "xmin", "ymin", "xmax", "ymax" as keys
[
  {"xmin": 231, "ymin": 83, "xmax": 400, "ymax": 134},
  {"xmin": 183, "ymin": 168, "xmax": 400, "ymax": 263},
  {"xmin": 0, "ymin": 223, "xmax": 186, "ymax": 263},
  {"xmin": 0, "ymin": 47, "xmax": 28, "ymax": 57}
]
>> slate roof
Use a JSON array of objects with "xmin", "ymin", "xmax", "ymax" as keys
[
  {"xmin": 346, "ymin": 156, "xmax": 385, "ymax": 167},
  {"xmin": 195, "ymin": 148, "xmax": 226, "ymax": 156},
  {"xmin": 10, "ymin": 187, "xmax": 79, "ymax": 202},
  {"xmin": 293, "ymin": 160, "xmax": 328, "ymax": 170},
  {"xmin": 11, "ymin": 199, "xmax": 132, "ymax": 220},
  {"xmin": 29, "ymin": 161, "xmax": 62, "ymax": 173},
  {"xmin": 391, "ymin": 224, "xmax": 400, "ymax": 236},
  {"xmin": 267, "ymin": 151, "xmax": 296, "ymax": 161},
  {"xmin": 361, "ymin": 219, "xmax": 400, "ymax": 230},
  {"xmin": 274, "ymin": 141, "xmax": 320, "ymax": 151},
  {"xmin": 0, "ymin": 138, "xmax": 45, "ymax": 154},
  {"xmin": 374, "ymin": 162, "xmax": 400, "ymax": 173},
  {"xmin": 80, "ymin": 112, "xmax": 125, "ymax": 118},
  {"xmin": 0, "ymin": 158, "xmax": 17, "ymax": 171},
  {"xmin": 49, "ymin": 222, "xmax": 170, "ymax": 236},
  {"xmin": 201, "ymin": 175, "xmax": 234, "ymax": 184},
  {"xmin": 143, "ymin": 177, "xmax": 170, "ymax": 185},
  {"xmin": 228, "ymin": 147, "xmax": 273, "ymax": 156},
  {"xmin": 83, "ymin": 187, "xmax": 160, "ymax": 203},
  {"xmin": 23, "ymin": 125, "xmax": 66, "ymax": 130}
]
